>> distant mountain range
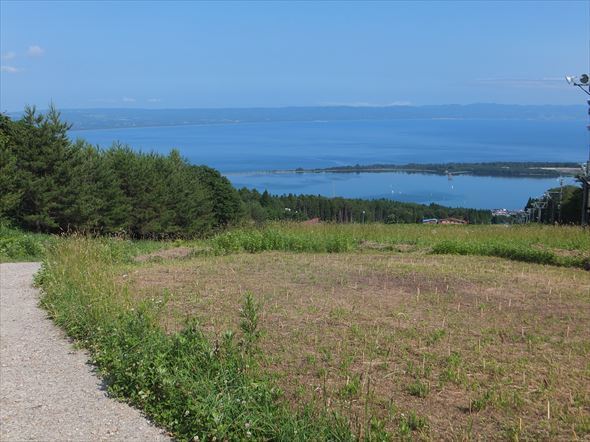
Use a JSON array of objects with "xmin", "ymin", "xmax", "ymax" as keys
[{"xmin": 8, "ymin": 104, "xmax": 586, "ymax": 131}]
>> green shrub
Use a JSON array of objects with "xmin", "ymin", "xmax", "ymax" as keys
[{"xmin": 0, "ymin": 224, "xmax": 49, "ymax": 262}]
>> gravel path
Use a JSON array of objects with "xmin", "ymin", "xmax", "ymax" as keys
[{"xmin": 0, "ymin": 262, "xmax": 170, "ymax": 441}]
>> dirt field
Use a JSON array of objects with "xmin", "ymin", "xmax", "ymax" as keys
[{"xmin": 126, "ymin": 251, "xmax": 590, "ymax": 440}]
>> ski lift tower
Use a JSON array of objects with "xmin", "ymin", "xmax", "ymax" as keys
[{"xmin": 565, "ymin": 74, "xmax": 590, "ymax": 226}]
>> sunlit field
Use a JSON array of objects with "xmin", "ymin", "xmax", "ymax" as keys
[{"xmin": 37, "ymin": 223, "xmax": 590, "ymax": 440}]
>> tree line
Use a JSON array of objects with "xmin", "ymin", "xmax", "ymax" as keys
[
  {"xmin": 1, "ymin": 107, "xmax": 492, "ymax": 238},
  {"xmin": 315, "ymin": 161, "xmax": 579, "ymax": 178},
  {"xmin": 239, "ymin": 188, "xmax": 491, "ymax": 224}
]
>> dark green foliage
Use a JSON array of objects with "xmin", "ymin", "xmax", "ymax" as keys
[
  {"xmin": 525, "ymin": 184, "xmax": 585, "ymax": 225},
  {"xmin": 195, "ymin": 165, "xmax": 242, "ymax": 227},
  {"xmin": 559, "ymin": 185, "xmax": 584, "ymax": 224},
  {"xmin": 0, "ymin": 106, "xmax": 73, "ymax": 231},
  {"xmin": 237, "ymin": 188, "xmax": 492, "ymax": 224},
  {"xmin": 0, "ymin": 117, "xmax": 22, "ymax": 218},
  {"xmin": 0, "ymin": 109, "xmax": 241, "ymax": 237}
]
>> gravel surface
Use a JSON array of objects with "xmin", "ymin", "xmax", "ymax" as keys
[{"xmin": 0, "ymin": 262, "xmax": 170, "ymax": 441}]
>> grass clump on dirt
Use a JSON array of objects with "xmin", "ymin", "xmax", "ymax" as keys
[{"xmin": 36, "ymin": 237, "xmax": 357, "ymax": 441}]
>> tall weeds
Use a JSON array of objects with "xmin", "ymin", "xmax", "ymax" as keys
[{"xmin": 209, "ymin": 223, "xmax": 589, "ymax": 269}]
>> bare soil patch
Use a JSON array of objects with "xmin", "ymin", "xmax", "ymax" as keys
[
  {"xmin": 134, "ymin": 246, "xmax": 194, "ymax": 263},
  {"xmin": 126, "ymin": 252, "xmax": 590, "ymax": 440}
]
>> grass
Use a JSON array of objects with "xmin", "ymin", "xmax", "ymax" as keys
[
  {"xmin": 35, "ymin": 223, "xmax": 590, "ymax": 440},
  {"xmin": 0, "ymin": 223, "xmax": 171, "ymax": 263},
  {"xmin": 207, "ymin": 223, "xmax": 590, "ymax": 269},
  {"xmin": 431, "ymin": 239, "xmax": 587, "ymax": 268},
  {"xmin": 0, "ymin": 223, "xmax": 51, "ymax": 262}
]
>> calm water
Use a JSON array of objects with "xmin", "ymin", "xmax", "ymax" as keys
[
  {"xmin": 227, "ymin": 171, "xmax": 573, "ymax": 210},
  {"xmin": 71, "ymin": 119, "xmax": 585, "ymax": 210}
]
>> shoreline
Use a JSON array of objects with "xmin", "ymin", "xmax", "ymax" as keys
[{"xmin": 223, "ymin": 161, "xmax": 581, "ymax": 179}]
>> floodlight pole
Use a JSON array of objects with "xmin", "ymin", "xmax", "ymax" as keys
[
  {"xmin": 565, "ymin": 75, "xmax": 590, "ymax": 226},
  {"xmin": 582, "ymin": 101, "xmax": 590, "ymax": 226}
]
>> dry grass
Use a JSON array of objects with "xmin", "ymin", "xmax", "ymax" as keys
[
  {"xmin": 125, "ymin": 251, "xmax": 590, "ymax": 440},
  {"xmin": 133, "ymin": 246, "xmax": 194, "ymax": 263}
]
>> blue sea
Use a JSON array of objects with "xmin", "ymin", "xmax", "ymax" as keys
[{"xmin": 70, "ymin": 119, "xmax": 585, "ymax": 210}]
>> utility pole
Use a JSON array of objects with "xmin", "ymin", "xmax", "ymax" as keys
[
  {"xmin": 565, "ymin": 74, "xmax": 590, "ymax": 226},
  {"xmin": 582, "ymin": 159, "xmax": 590, "ymax": 226},
  {"xmin": 558, "ymin": 177, "xmax": 564, "ymax": 224}
]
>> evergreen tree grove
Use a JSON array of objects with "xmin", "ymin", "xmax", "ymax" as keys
[{"xmin": 0, "ymin": 108, "xmax": 242, "ymax": 237}]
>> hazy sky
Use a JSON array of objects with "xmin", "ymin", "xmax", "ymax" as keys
[{"xmin": 1, "ymin": 1, "xmax": 588, "ymax": 111}]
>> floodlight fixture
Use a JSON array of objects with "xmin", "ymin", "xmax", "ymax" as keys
[{"xmin": 565, "ymin": 74, "xmax": 590, "ymax": 94}]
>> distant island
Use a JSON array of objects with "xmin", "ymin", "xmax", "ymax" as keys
[{"xmin": 292, "ymin": 161, "xmax": 581, "ymax": 178}]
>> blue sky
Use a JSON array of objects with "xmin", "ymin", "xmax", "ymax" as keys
[{"xmin": 1, "ymin": 1, "xmax": 588, "ymax": 111}]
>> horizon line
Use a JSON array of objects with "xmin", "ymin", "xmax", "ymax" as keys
[{"xmin": 4, "ymin": 102, "xmax": 586, "ymax": 114}]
